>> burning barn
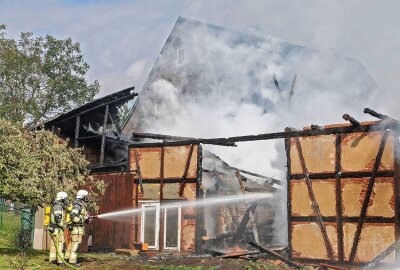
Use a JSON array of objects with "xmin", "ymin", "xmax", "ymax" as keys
[
  {"xmin": 30, "ymin": 16, "xmax": 397, "ymax": 269},
  {"xmin": 30, "ymin": 84, "xmax": 281, "ymax": 253}
]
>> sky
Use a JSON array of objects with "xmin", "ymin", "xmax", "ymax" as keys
[{"xmin": 1, "ymin": 0, "xmax": 399, "ymax": 102}]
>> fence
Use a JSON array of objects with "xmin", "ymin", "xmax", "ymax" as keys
[{"xmin": 0, "ymin": 199, "xmax": 35, "ymax": 250}]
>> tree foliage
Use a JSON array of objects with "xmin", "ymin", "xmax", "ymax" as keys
[
  {"xmin": 0, "ymin": 25, "xmax": 100, "ymax": 127},
  {"xmin": 0, "ymin": 119, "xmax": 105, "ymax": 210}
]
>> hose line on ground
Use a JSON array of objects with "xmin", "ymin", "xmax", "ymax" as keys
[
  {"xmin": 53, "ymin": 230, "xmax": 80, "ymax": 270},
  {"xmin": 29, "ymin": 262, "xmax": 40, "ymax": 270}
]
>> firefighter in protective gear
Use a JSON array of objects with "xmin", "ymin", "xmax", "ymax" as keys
[
  {"xmin": 48, "ymin": 191, "xmax": 69, "ymax": 265},
  {"xmin": 65, "ymin": 189, "xmax": 91, "ymax": 265}
]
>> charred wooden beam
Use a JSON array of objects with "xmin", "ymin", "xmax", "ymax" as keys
[
  {"xmin": 179, "ymin": 144, "xmax": 195, "ymax": 197},
  {"xmin": 226, "ymin": 206, "xmax": 240, "ymax": 227},
  {"xmin": 74, "ymin": 116, "xmax": 80, "ymax": 148},
  {"xmin": 80, "ymin": 130, "xmax": 134, "ymax": 144},
  {"xmin": 335, "ymin": 134, "xmax": 344, "ymax": 262},
  {"xmin": 132, "ymin": 132, "xmax": 237, "ymax": 147},
  {"xmin": 208, "ymin": 219, "xmax": 274, "ymax": 242},
  {"xmin": 291, "ymin": 216, "xmax": 395, "ymax": 223},
  {"xmin": 311, "ymin": 124, "xmax": 323, "ymax": 130},
  {"xmin": 232, "ymin": 167, "xmax": 281, "ymax": 185},
  {"xmin": 130, "ymin": 120, "xmax": 397, "ymax": 147},
  {"xmin": 342, "ymin": 114, "xmax": 360, "ymax": 126},
  {"xmin": 294, "ymin": 136, "xmax": 336, "ymax": 262},
  {"xmin": 133, "ymin": 178, "xmax": 197, "ymax": 184},
  {"xmin": 236, "ymin": 171, "xmax": 260, "ymax": 244},
  {"xmin": 364, "ymin": 108, "xmax": 391, "ymax": 120},
  {"xmin": 133, "ymin": 149, "xmax": 144, "ymax": 195},
  {"xmin": 99, "ymin": 105, "xmax": 109, "ymax": 165},
  {"xmin": 319, "ymin": 263, "xmax": 352, "ymax": 270},
  {"xmin": 232, "ymin": 203, "xmax": 257, "ymax": 243},
  {"xmin": 203, "ymin": 169, "xmax": 230, "ymax": 175},
  {"xmin": 77, "ymin": 135, "xmax": 102, "ymax": 141},
  {"xmin": 46, "ymin": 89, "xmax": 137, "ymax": 125},
  {"xmin": 248, "ymin": 242, "xmax": 304, "ymax": 269},
  {"xmin": 159, "ymin": 146, "xmax": 165, "ymax": 201},
  {"xmin": 205, "ymin": 249, "xmax": 225, "ymax": 256},
  {"xmin": 223, "ymin": 251, "xmax": 261, "ymax": 258},
  {"xmin": 290, "ymin": 170, "xmax": 395, "ymax": 179},
  {"xmin": 349, "ymin": 129, "xmax": 391, "ymax": 262}
]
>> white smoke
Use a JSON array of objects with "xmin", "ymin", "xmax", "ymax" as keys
[
  {"xmin": 135, "ymin": 19, "xmax": 378, "ymax": 178},
  {"xmin": 129, "ymin": 18, "xmax": 380, "ymax": 245}
]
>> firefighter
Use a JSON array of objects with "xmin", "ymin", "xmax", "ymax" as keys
[
  {"xmin": 65, "ymin": 189, "xmax": 91, "ymax": 265},
  {"xmin": 48, "ymin": 191, "xmax": 69, "ymax": 265}
]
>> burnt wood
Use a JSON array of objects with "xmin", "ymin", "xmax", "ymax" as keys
[
  {"xmin": 132, "ymin": 132, "xmax": 237, "ymax": 147},
  {"xmin": 249, "ymin": 242, "xmax": 304, "ymax": 269},
  {"xmin": 132, "ymin": 178, "xmax": 197, "ymax": 184},
  {"xmin": 294, "ymin": 137, "xmax": 336, "ymax": 262},
  {"xmin": 349, "ymin": 129, "xmax": 391, "ymax": 263},
  {"xmin": 232, "ymin": 203, "xmax": 257, "ymax": 243},
  {"xmin": 129, "ymin": 120, "xmax": 397, "ymax": 147},
  {"xmin": 159, "ymin": 146, "xmax": 165, "ymax": 201},
  {"xmin": 133, "ymin": 149, "xmax": 144, "ymax": 195},
  {"xmin": 236, "ymin": 171, "xmax": 260, "ymax": 244},
  {"xmin": 290, "ymin": 216, "xmax": 396, "ymax": 223},
  {"xmin": 232, "ymin": 167, "xmax": 281, "ymax": 185},
  {"xmin": 74, "ymin": 116, "xmax": 80, "ymax": 148},
  {"xmin": 289, "ymin": 170, "xmax": 395, "ymax": 179},
  {"xmin": 342, "ymin": 114, "xmax": 360, "ymax": 126},
  {"xmin": 363, "ymin": 108, "xmax": 391, "ymax": 121},
  {"xmin": 179, "ymin": 144, "xmax": 195, "ymax": 196},
  {"xmin": 335, "ymin": 134, "xmax": 344, "ymax": 262},
  {"xmin": 42, "ymin": 88, "xmax": 137, "ymax": 125},
  {"xmin": 227, "ymin": 206, "xmax": 240, "ymax": 227},
  {"xmin": 99, "ymin": 105, "xmax": 109, "ymax": 165},
  {"xmin": 285, "ymin": 137, "xmax": 293, "ymax": 260},
  {"xmin": 195, "ymin": 144, "xmax": 204, "ymax": 253},
  {"xmin": 319, "ymin": 263, "xmax": 352, "ymax": 270}
]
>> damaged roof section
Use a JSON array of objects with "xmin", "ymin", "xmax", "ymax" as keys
[{"xmin": 37, "ymin": 86, "xmax": 138, "ymax": 169}]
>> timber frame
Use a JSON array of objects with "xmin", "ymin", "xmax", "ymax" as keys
[
  {"xmin": 128, "ymin": 142, "xmax": 204, "ymax": 253},
  {"xmin": 285, "ymin": 118, "xmax": 400, "ymax": 266},
  {"xmin": 130, "ymin": 108, "xmax": 400, "ymax": 266}
]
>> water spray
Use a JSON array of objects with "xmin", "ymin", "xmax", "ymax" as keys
[{"xmin": 96, "ymin": 193, "xmax": 272, "ymax": 220}]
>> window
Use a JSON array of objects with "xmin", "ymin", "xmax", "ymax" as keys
[
  {"xmin": 140, "ymin": 202, "xmax": 160, "ymax": 249},
  {"xmin": 164, "ymin": 206, "xmax": 181, "ymax": 250}
]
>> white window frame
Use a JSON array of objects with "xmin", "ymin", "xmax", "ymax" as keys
[
  {"xmin": 140, "ymin": 201, "xmax": 160, "ymax": 249},
  {"xmin": 163, "ymin": 206, "xmax": 181, "ymax": 251}
]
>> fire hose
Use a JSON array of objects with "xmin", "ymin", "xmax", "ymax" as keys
[
  {"xmin": 52, "ymin": 215, "xmax": 97, "ymax": 270},
  {"xmin": 52, "ymin": 230, "xmax": 80, "ymax": 270}
]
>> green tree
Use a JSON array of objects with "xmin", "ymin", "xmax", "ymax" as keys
[
  {"xmin": 0, "ymin": 25, "xmax": 100, "ymax": 127},
  {"xmin": 0, "ymin": 118, "xmax": 105, "ymax": 210}
]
